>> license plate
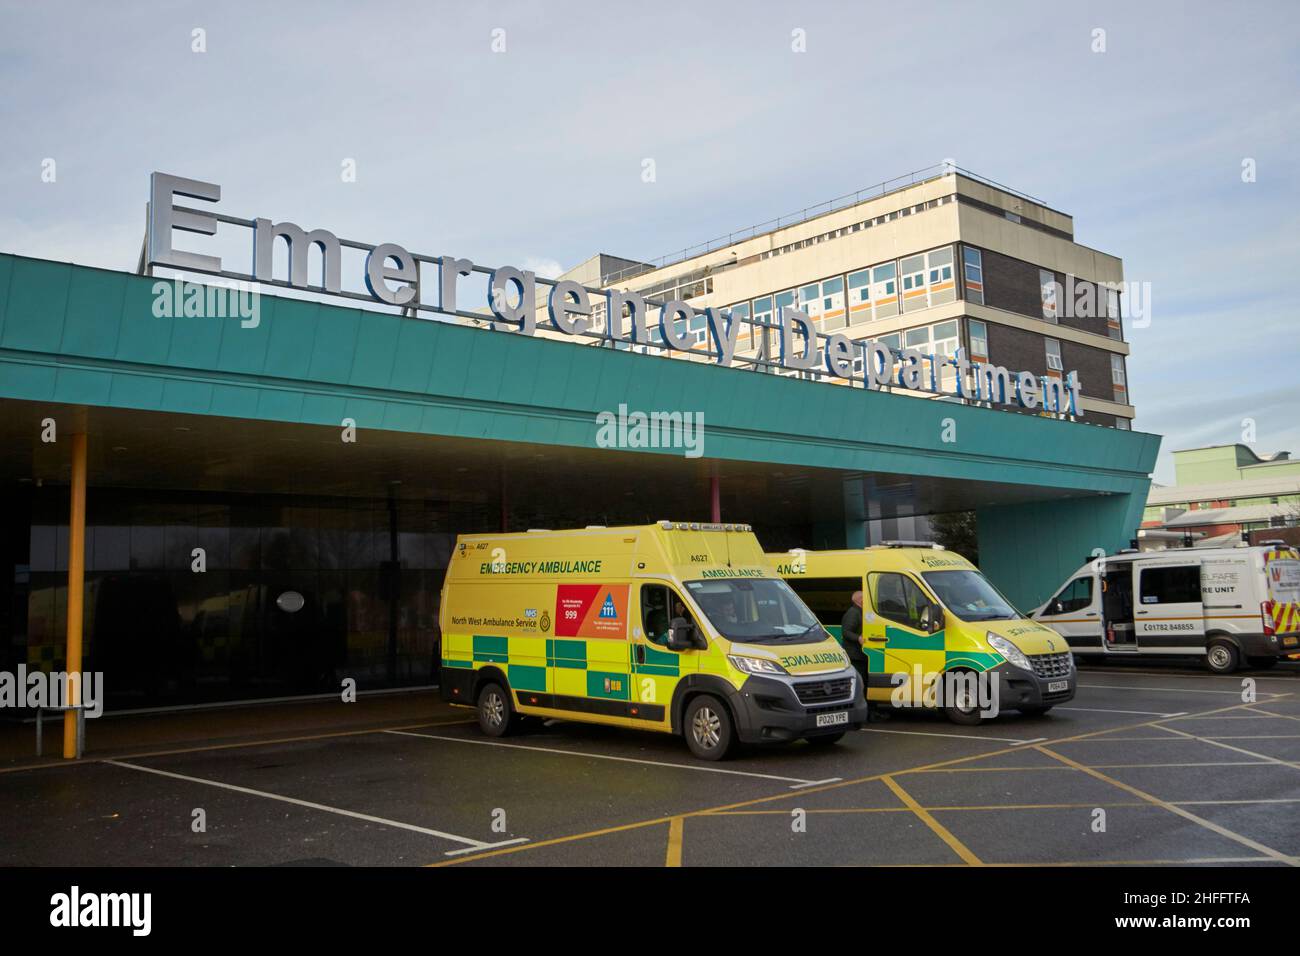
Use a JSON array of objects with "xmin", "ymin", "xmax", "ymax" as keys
[
  {"xmin": 1284, "ymin": 636, "xmax": 1298, "ymax": 647},
  {"xmin": 1047, "ymin": 680, "xmax": 1069, "ymax": 693},
  {"xmin": 816, "ymin": 711, "xmax": 849, "ymax": 728}
]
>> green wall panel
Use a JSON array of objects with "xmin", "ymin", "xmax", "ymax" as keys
[{"xmin": 0, "ymin": 253, "xmax": 1159, "ymax": 503}]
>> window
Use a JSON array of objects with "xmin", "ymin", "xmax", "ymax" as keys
[
  {"xmin": 899, "ymin": 321, "xmax": 958, "ymax": 392},
  {"xmin": 821, "ymin": 276, "xmax": 845, "ymax": 329},
  {"xmin": 1110, "ymin": 353, "xmax": 1127, "ymax": 401},
  {"xmin": 868, "ymin": 572, "xmax": 936, "ymax": 631},
  {"xmin": 1114, "ymin": 417, "xmax": 1130, "ymax": 431},
  {"xmin": 683, "ymin": 577, "xmax": 820, "ymax": 643},
  {"xmin": 922, "ymin": 570, "xmax": 1019, "ymax": 621},
  {"xmin": 872, "ymin": 262, "xmax": 899, "ymax": 318},
  {"xmin": 962, "ymin": 247, "xmax": 984, "ymax": 305},
  {"xmin": 1049, "ymin": 577, "xmax": 1093, "ymax": 614},
  {"xmin": 1040, "ymin": 269, "xmax": 1059, "ymax": 323},
  {"xmin": 798, "ymin": 277, "xmax": 846, "ymax": 330},
  {"xmin": 900, "ymin": 254, "xmax": 927, "ymax": 313},
  {"xmin": 688, "ymin": 312, "xmax": 707, "ymax": 347},
  {"xmin": 786, "ymin": 576, "xmax": 861, "ymax": 627},
  {"xmin": 1139, "ymin": 566, "xmax": 1201, "ymax": 605},
  {"xmin": 847, "ymin": 268, "xmax": 872, "ymax": 323},
  {"xmin": 969, "ymin": 319, "xmax": 988, "ymax": 360},
  {"xmin": 1106, "ymin": 287, "xmax": 1121, "ymax": 339},
  {"xmin": 926, "ymin": 247, "xmax": 956, "ymax": 306},
  {"xmin": 751, "ymin": 295, "xmax": 774, "ymax": 363},
  {"xmin": 1045, "ymin": 337, "xmax": 1063, "ymax": 371},
  {"xmin": 774, "ymin": 288, "xmax": 796, "ymax": 321},
  {"xmin": 640, "ymin": 583, "xmax": 684, "ymax": 647},
  {"xmin": 728, "ymin": 301, "xmax": 751, "ymax": 350}
]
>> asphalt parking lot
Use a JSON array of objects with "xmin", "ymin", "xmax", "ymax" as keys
[{"xmin": 2, "ymin": 662, "xmax": 1298, "ymax": 867}]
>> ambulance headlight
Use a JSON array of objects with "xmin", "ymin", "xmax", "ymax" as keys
[
  {"xmin": 728, "ymin": 655, "xmax": 789, "ymax": 676},
  {"xmin": 987, "ymin": 633, "xmax": 1032, "ymax": 671}
]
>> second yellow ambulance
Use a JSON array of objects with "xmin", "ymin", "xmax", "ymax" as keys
[
  {"xmin": 440, "ymin": 522, "xmax": 868, "ymax": 760},
  {"xmin": 768, "ymin": 543, "xmax": 1076, "ymax": 723}
]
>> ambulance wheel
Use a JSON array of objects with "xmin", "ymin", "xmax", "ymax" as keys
[
  {"xmin": 1206, "ymin": 640, "xmax": 1239, "ymax": 674},
  {"xmin": 683, "ymin": 695, "xmax": 736, "ymax": 760},
  {"xmin": 806, "ymin": 732, "xmax": 845, "ymax": 747},
  {"xmin": 943, "ymin": 672, "xmax": 984, "ymax": 725},
  {"xmin": 1247, "ymin": 656, "xmax": 1278, "ymax": 670},
  {"xmin": 476, "ymin": 682, "xmax": 519, "ymax": 737}
]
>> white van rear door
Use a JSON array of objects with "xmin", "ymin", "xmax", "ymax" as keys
[{"xmin": 1135, "ymin": 563, "xmax": 1205, "ymax": 648}]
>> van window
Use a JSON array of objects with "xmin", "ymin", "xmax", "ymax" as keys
[
  {"xmin": 1267, "ymin": 558, "xmax": 1300, "ymax": 603},
  {"xmin": 1139, "ymin": 565, "xmax": 1201, "ymax": 605},
  {"xmin": 1050, "ymin": 577, "xmax": 1093, "ymax": 613},
  {"xmin": 641, "ymin": 584, "xmax": 686, "ymax": 646},
  {"xmin": 683, "ymin": 578, "xmax": 820, "ymax": 644},
  {"xmin": 868, "ymin": 572, "xmax": 934, "ymax": 630},
  {"xmin": 921, "ymin": 569, "xmax": 1018, "ymax": 622},
  {"xmin": 785, "ymin": 576, "xmax": 859, "ymax": 626}
]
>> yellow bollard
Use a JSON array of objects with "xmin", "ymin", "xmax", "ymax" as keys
[{"xmin": 63, "ymin": 432, "xmax": 87, "ymax": 759}]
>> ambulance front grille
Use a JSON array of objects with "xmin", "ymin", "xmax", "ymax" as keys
[
  {"xmin": 794, "ymin": 677, "xmax": 853, "ymax": 705},
  {"xmin": 1029, "ymin": 652, "xmax": 1072, "ymax": 679}
]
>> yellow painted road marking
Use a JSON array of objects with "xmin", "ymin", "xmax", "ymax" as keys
[
  {"xmin": 665, "ymin": 817, "xmax": 683, "ymax": 867},
  {"xmin": 1034, "ymin": 746, "xmax": 1297, "ymax": 866},
  {"xmin": 882, "ymin": 775, "xmax": 982, "ymax": 865},
  {"xmin": 862, "ymin": 727, "xmax": 1045, "ymax": 744},
  {"xmin": 384, "ymin": 729, "xmax": 836, "ymax": 787},
  {"xmin": 1152, "ymin": 721, "xmax": 1300, "ymax": 770},
  {"xmin": 430, "ymin": 694, "xmax": 1291, "ymax": 866}
]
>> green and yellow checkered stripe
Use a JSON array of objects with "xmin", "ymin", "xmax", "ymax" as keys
[{"xmin": 442, "ymin": 633, "xmax": 681, "ymax": 708}]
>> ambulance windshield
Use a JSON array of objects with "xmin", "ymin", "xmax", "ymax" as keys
[
  {"xmin": 684, "ymin": 578, "xmax": 824, "ymax": 644},
  {"xmin": 922, "ymin": 570, "xmax": 1019, "ymax": 622}
]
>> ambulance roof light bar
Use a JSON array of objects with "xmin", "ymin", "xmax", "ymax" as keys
[
  {"xmin": 877, "ymin": 540, "xmax": 945, "ymax": 550},
  {"xmin": 657, "ymin": 520, "xmax": 752, "ymax": 532}
]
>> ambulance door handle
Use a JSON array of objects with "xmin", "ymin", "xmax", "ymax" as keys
[
  {"xmin": 634, "ymin": 645, "xmax": 645, "ymax": 664},
  {"xmin": 866, "ymin": 636, "xmax": 887, "ymax": 643},
  {"xmin": 1085, "ymin": 612, "xmax": 1098, "ymax": 617}
]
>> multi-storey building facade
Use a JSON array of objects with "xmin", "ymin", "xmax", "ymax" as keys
[{"xmin": 543, "ymin": 167, "xmax": 1134, "ymax": 430}]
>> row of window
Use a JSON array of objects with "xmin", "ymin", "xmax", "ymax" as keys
[{"xmin": 757, "ymin": 195, "xmax": 954, "ymax": 262}]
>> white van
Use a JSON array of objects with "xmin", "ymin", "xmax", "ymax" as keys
[{"xmin": 1031, "ymin": 542, "xmax": 1300, "ymax": 673}]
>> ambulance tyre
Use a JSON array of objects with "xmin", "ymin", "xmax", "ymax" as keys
[
  {"xmin": 683, "ymin": 694, "xmax": 737, "ymax": 760},
  {"xmin": 477, "ymin": 681, "xmax": 519, "ymax": 737},
  {"xmin": 943, "ymin": 670, "xmax": 984, "ymax": 725},
  {"xmin": 1205, "ymin": 639, "xmax": 1239, "ymax": 675}
]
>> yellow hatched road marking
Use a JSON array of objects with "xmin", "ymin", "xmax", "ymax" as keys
[
  {"xmin": 1035, "ymin": 745, "xmax": 1298, "ymax": 866},
  {"xmin": 881, "ymin": 775, "xmax": 982, "ymax": 866},
  {"xmin": 428, "ymin": 694, "xmax": 1292, "ymax": 867},
  {"xmin": 665, "ymin": 817, "xmax": 683, "ymax": 867}
]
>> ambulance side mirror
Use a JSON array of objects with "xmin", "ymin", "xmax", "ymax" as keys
[
  {"xmin": 921, "ymin": 604, "xmax": 944, "ymax": 633},
  {"xmin": 667, "ymin": 621, "xmax": 697, "ymax": 652},
  {"xmin": 1052, "ymin": 600, "xmax": 1065, "ymax": 615}
]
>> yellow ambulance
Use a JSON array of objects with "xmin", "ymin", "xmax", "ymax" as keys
[
  {"xmin": 439, "ymin": 522, "xmax": 868, "ymax": 759},
  {"xmin": 768, "ymin": 543, "xmax": 1075, "ymax": 724}
]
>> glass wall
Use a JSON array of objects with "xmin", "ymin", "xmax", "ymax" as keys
[{"xmin": 8, "ymin": 487, "xmax": 493, "ymax": 709}]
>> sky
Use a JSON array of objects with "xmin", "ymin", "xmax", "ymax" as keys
[{"xmin": 1, "ymin": 0, "xmax": 1297, "ymax": 484}]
